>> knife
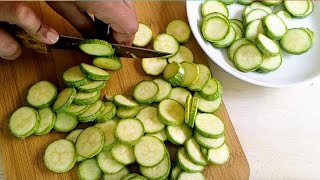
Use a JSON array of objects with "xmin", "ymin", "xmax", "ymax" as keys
[{"xmin": 1, "ymin": 23, "xmax": 171, "ymax": 58}]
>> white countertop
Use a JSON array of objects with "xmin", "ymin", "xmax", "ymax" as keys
[
  {"xmin": 208, "ymin": 60, "xmax": 320, "ymax": 179},
  {"xmin": 1, "ymin": 60, "xmax": 320, "ymax": 180}
]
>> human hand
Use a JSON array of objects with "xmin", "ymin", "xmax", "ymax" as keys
[
  {"xmin": 47, "ymin": 1, "xmax": 139, "ymax": 46},
  {"xmin": 0, "ymin": 2, "xmax": 59, "ymax": 60}
]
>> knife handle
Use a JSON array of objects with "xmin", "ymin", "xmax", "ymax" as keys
[{"xmin": 0, "ymin": 22, "xmax": 47, "ymax": 53}]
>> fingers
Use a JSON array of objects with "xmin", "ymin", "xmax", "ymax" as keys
[
  {"xmin": 46, "ymin": 2, "xmax": 96, "ymax": 38},
  {"xmin": 0, "ymin": 2, "xmax": 59, "ymax": 44},
  {"xmin": 76, "ymin": 1, "xmax": 138, "ymax": 45},
  {"xmin": 0, "ymin": 28, "xmax": 22, "ymax": 60},
  {"xmin": 112, "ymin": 31, "xmax": 135, "ymax": 46}
]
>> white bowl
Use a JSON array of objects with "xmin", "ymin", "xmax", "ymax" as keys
[{"xmin": 186, "ymin": 1, "xmax": 320, "ymax": 88}]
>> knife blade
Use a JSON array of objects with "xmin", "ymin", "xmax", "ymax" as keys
[
  {"xmin": 51, "ymin": 35, "xmax": 171, "ymax": 58},
  {"xmin": 0, "ymin": 23, "xmax": 171, "ymax": 58}
]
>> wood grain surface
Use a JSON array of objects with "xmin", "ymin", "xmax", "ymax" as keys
[{"xmin": 0, "ymin": 2, "xmax": 249, "ymax": 180}]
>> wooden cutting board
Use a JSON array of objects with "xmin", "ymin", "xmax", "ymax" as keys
[{"xmin": 0, "ymin": 2, "xmax": 249, "ymax": 180}]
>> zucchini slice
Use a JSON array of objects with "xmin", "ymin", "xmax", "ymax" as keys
[
  {"xmin": 262, "ymin": 0, "xmax": 282, "ymax": 6},
  {"xmin": 178, "ymin": 172, "xmax": 205, "ymax": 180},
  {"xmin": 115, "ymin": 118, "xmax": 144, "ymax": 145},
  {"xmin": 244, "ymin": 9, "xmax": 268, "ymax": 25},
  {"xmin": 163, "ymin": 62, "xmax": 185, "ymax": 87},
  {"xmin": 102, "ymin": 167, "xmax": 130, "ymax": 180},
  {"xmin": 219, "ymin": 0, "xmax": 237, "ymax": 5},
  {"xmin": 177, "ymin": 148, "xmax": 205, "ymax": 173},
  {"xmin": 166, "ymin": 20, "xmax": 191, "ymax": 44},
  {"xmin": 140, "ymin": 151, "xmax": 170, "ymax": 180},
  {"xmin": 180, "ymin": 62, "xmax": 199, "ymax": 87},
  {"xmin": 66, "ymin": 129, "xmax": 83, "ymax": 143},
  {"xmin": 148, "ymin": 130, "xmax": 167, "ymax": 142},
  {"xmin": 63, "ymin": 66, "xmax": 89, "ymax": 87},
  {"xmin": 44, "ymin": 139, "xmax": 76, "ymax": 173},
  {"xmin": 185, "ymin": 138, "xmax": 207, "ymax": 165},
  {"xmin": 256, "ymin": 33, "xmax": 280, "ymax": 56},
  {"xmin": 263, "ymin": 14, "xmax": 287, "ymax": 40},
  {"xmin": 142, "ymin": 57, "xmax": 168, "ymax": 76},
  {"xmin": 194, "ymin": 92, "xmax": 222, "ymax": 113},
  {"xmin": 52, "ymin": 88, "xmax": 76, "ymax": 112},
  {"xmin": 245, "ymin": 19, "xmax": 265, "ymax": 42},
  {"xmin": 166, "ymin": 124, "xmax": 193, "ymax": 145},
  {"xmin": 195, "ymin": 113, "xmax": 225, "ymax": 138},
  {"xmin": 227, "ymin": 38, "xmax": 251, "ymax": 62},
  {"xmin": 77, "ymin": 100, "xmax": 105, "ymax": 122},
  {"xmin": 133, "ymin": 23, "xmax": 153, "ymax": 47},
  {"xmin": 276, "ymin": 10, "xmax": 293, "ymax": 27},
  {"xmin": 153, "ymin": 79, "xmax": 172, "ymax": 102},
  {"xmin": 9, "ymin": 106, "xmax": 39, "ymax": 139},
  {"xmin": 230, "ymin": 22, "xmax": 244, "ymax": 40},
  {"xmin": 171, "ymin": 166, "xmax": 182, "ymax": 180},
  {"xmin": 280, "ymin": 28, "xmax": 313, "ymax": 55},
  {"xmin": 133, "ymin": 80, "xmax": 159, "ymax": 104},
  {"xmin": 27, "ymin": 81, "xmax": 57, "ymax": 108},
  {"xmin": 234, "ymin": 43, "xmax": 263, "ymax": 72},
  {"xmin": 95, "ymin": 119, "xmax": 118, "ymax": 150},
  {"xmin": 207, "ymin": 144, "xmax": 230, "ymax": 164},
  {"xmin": 78, "ymin": 159, "xmax": 102, "ymax": 180},
  {"xmin": 80, "ymin": 63, "xmax": 109, "ymax": 81},
  {"xmin": 76, "ymin": 126, "xmax": 104, "ymax": 158},
  {"xmin": 188, "ymin": 64, "xmax": 211, "ymax": 91},
  {"xmin": 195, "ymin": 131, "xmax": 225, "ymax": 149},
  {"xmin": 201, "ymin": 0, "xmax": 229, "ymax": 17},
  {"xmin": 111, "ymin": 144, "xmax": 135, "ymax": 165},
  {"xmin": 188, "ymin": 97, "xmax": 199, "ymax": 128},
  {"xmin": 93, "ymin": 55, "xmax": 122, "ymax": 71},
  {"xmin": 96, "ymin": 101, "xmax": 117, "ymax": 123},
  {"xmin": 97, "ymin": 150, "xmax": 124, "ymax": 174},
  {"xmin": 77, "ymin": 80, "xmax": 106, "ymax": 93},
  {"xmin": 54, "ymin": 112, "xmax": 78, "ymax": 132},
  {"xmin": 134, "ymin": 136, "xmax": 165, "ymax": 167},
  {"xmin": 79, "ymin": 39, "xmax": 114, "ymax": 56},
  {"xmin": 258, "ymin": 54, "xmax": 282, "ymax": 73},
  {"xmin": 284, "ymin": 0, "xmax": 309, "ymax": 18},
  {"xmin": 168, "ymin": 87, "xmax": 192, "ymax": 107},
  {"xmin": 229, "ymin": 19, "xmax": 244, "ymax": 32},
  {"xmin": 153, "ymin": 33, "xmax": 179, "ymax": 57},
  {"xmin": 212, "ymin": 25, "xmax": 236, "ymax": 48},
  {"xmin": 199, "ymin": 78, "xmax": 223, "ymax": 101},
  {"xmin": 185, "ymin": 94, "xmax": 192, "ymax": 125},
  {"xmin": 136, "ymin": 106, "xmax": 165, "ymax": 134},
  {"xmin": 34, "ymin": 107, "xmax": 56, "ymax": 135},
  {"xmin": 65, "ymin": 104, "xmax": 89, "ymax": 116},
  {"xmin": 114, "ymin": 95, "xmax": 139, "ymax": 108},
  {"xmin": 168, "ymin": 46, "xmax": 194, "ymax": 64},
  {"xmin": 158, "ymin": 99, "xmax": 185, "ymax": 126},
  {"xmin": 202, "ymin": 16, "xmax": 230, "ymax": 42},
  {"xmin": 73, "ymin": 91, "xmax": 100, "ymax": 106},
  {"xmin": 116, "ymin": 106, "xmax": 140, "ymax": 119},
  {"xmin": 238, "ymin": 0, "xmax": 254, "ymax": 5}
]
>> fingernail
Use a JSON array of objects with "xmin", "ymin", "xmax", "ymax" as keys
[{"xmin": 47, "ymin": 29, "xmax": 59, "ymax": 44}]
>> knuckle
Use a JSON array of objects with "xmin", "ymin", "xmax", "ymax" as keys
[
  {"xmin": 11, "ymin": 3, "xmax": 33, "ymax": 22},
  {"xmin": 126, "ymin": 21, "xmax": 139, "ymax": 35},
  {"xmin": 6, "ymin": 42, "xmax": 20, "ymax": 57},
  {"xmin": 0, "ymin": 42, "xmax": 21, "ymax": 60}
]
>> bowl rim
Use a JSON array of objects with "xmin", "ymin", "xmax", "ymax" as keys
[{"xmin": 186, "ymin": 1, "xmax": 320, "ymax": 88}]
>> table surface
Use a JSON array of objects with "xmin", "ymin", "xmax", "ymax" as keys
[{"xmin": 1, "ymin": 57, "xmax": 320, "ymax": 179}]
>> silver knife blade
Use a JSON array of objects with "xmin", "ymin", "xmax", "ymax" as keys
[{"xmin": 51, "ymin": 35, "xmax": 171, "ymax": 58}]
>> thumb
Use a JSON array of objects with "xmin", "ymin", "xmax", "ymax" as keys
[{"xmin": 0, "ymin": 2, "xmax": 59, "ymax": 44}]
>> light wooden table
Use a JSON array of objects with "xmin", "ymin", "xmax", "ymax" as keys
[{"xmin": 1, "ymin": 58, "xmax": 319, "ymax": 179}]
